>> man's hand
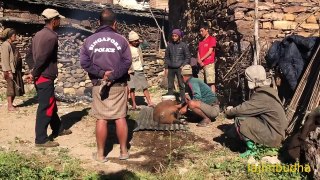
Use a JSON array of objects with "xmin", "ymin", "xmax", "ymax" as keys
[
  {"xmin": 179, "ymin": 106, "xmax": 188, "ymax": 115},
  {"xmin": 197, "ymin": 59, "xmax": 204, "ymax": 67},
  {"xmin": 4, "ymin": 71, "xmax": 13, "ymax": 80},
  {"xmin": 8, "ymin": 72, "xmax": 13, "ymax": 79},
  {"xmin": 103, "ymin": 71, "xmax": 113, "ymax": 81},
  {"xmin": 25, "ymin": 74, "xmax": 33, "ymax": 84},
  {"xmin": 224, "ymin": 106, "xmax": 233, "ymax": 113}
]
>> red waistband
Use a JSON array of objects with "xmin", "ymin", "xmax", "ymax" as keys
[{"xmin": 35, "ymin": 76, "xmax": 51, "ymax": 85}]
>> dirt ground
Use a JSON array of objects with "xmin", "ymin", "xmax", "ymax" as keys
[{"xmin": 0, "ymin": 91, "xmax": 240, "ymax": 175}]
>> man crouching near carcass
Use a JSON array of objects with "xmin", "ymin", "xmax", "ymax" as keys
[
  {"xmin": 224, "ymin": 65, "xmax": 288, "ymax": 158},
  {"xmin": 177, "ymin": 65, "xmax": 220, "ymax": 127}
]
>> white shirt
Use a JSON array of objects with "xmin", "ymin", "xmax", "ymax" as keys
[{"xmin": 130, "ymin": 46, "xmax": 144, "ymax": 71}]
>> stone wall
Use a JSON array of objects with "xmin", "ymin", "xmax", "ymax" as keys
[
  {"xmin": 149, "ymin": 0, "xmax": 168, "ymax": 10},
  {"xmin": 169, "ymin": 0, "xmax": 319, "ymax": 106},
  {"xmin": 229, "ymin": 0, "xmax": 320, "ymax": 43},
  {"xmin": 0, "ymin": 0, "xmax": 167, "ymax": 98}
]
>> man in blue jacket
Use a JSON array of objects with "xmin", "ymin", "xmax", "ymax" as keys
[
  {"xmin": 164, "ymin": 29, "xmax": 191, "ymax": 103},
  {"xmin": 80, "ymin": 9, "xmax": 132, "ymax": 162}
]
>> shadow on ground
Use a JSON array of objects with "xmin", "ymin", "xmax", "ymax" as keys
[
  {"xmin": 109, "ymin": 130, "xmax": 215, "ymax": 173},
  {"xmin": 213, "ymin": 124, "xmax": 246, "ymax": 153},
  {"xmin": 60, "ymin": 108, "xmax": 90, "ymax": 129},
  {"xmin": 99, "ymin": 169, "xmax": 140, "ymax": 180},
  {"xmin": 104, "ymin": 117, "xmax": 137, "ymax": 156},
  {"xmin": 128, "ymin": 96, "xmax": 148, "ymax": 106},
  {"xmin": 16, "ymin": 96, "xmax": 38, "ymax": 107}
]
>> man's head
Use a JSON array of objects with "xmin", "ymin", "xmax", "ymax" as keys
[
  {"xmin": 42, "ymin": 9, "xmax": 65, "ymax": 30},
  {"xmin": 172, "ymin": 29, "xmax": 182, "ymax": 43},
  {"xmin": 99, "ymin": 9, "xmax": 116, "ymax": 29},
  {"xmin": 128, "ymin": 31, "xmax": 140, "ymax": 47},
  {"xmin": 200, "ymin": 23, "xmax": 209, "ymax": 38},
  {"xmin": 181, "ymin": 65, "xmax": 193, "ymax": 82},
  {"xmin": 1, "ymin": 28, "xmax": 16, "ymax": 42},
  {"xmin": 245, "ymin": 65, "xmax": 271, "ymax": 89}
]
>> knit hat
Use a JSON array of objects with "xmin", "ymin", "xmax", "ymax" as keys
[
  {"xmin": 181, "ymin": 65, "xmax": 193, "ymax": 75},
  {"xmin": 1, "ymin": 28, "xmax": 15, "ymax": 40},
  {"xmin": 172, "ymin": 29, "xmax": 183, "ymax": 37},
  {"xmin": 42, "ymin": 8, "xmax": 65, "ymax": 20},
  {"xmin": 245, "ymin": 65, "xmax": 271, "ymax": 89},
  {"xmin": 128, "ymin": 31, "xmax": 139, "ymax": 41}
]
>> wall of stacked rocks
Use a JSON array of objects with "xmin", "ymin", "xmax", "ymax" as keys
[
  {"xmin": 170, "ymin": 0, "xmax": 319, "ymax": 105},
  {"xmin": 0, "ymin": 0, "xmax": 167, "ymax": 98},
  {"xmin": 1, "ymin": 0, "xmax": 319, "ymax": 102}
]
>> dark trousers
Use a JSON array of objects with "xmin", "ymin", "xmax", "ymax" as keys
[
  {"xmin": 35, "ymin": 80, "xmax": 61, "ymax": 144},
  {"xmin": 167, "ymin": 68, "xmax": 185, "ymax": 103}
]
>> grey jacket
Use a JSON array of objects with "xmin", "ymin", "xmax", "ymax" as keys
[
  {"xmin": 225, "ymin": 86, "xmax": 289, "ymax": 147},
  {"xmin": 1, "ymin": 41, "xmax": 16, "ymax": 73},
  {"xmin": 164, "ymin": 41, "xmax": 190, "ymax": 69}
]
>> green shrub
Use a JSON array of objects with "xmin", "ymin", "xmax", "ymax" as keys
[{"xmin": 0, "ymin": 151, "xmax": 97, "ymax": 179}]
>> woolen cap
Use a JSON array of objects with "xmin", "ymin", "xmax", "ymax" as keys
[
  {"xmin": 181, "ymin": 65, "xmax": 193, "ymax": 75},
  {"xmin": 172, "ymin": 29, "xmax": 183, "ymax": 37},
  {"xmin": 128, "ymin": 31, "xmax": 140, "ymax": 42},
  {"xmin": 1, "ymin": 28, "xmax": 12, "ymax": 40},
  {"xmin": 42, "ymin": 8, "xmax": 65, "ymax": 19},
  {"xmin": 245, "ymin": 65, "xmax": 271, "ymax": 89}
]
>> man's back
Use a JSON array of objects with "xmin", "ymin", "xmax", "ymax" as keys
[
  {"xmin": 32, "ymin": 27, "xmax": 58, "ymax": 79},
  {"xmin": 187, "ymin": 77, "xmax": 217, "ymax": 104},
  {"xmin": 80, "ymin": 25, "xmax": 132, "ymax": 83}
]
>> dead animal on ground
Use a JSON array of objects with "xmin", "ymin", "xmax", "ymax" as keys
[{"xmin": 153, "ymin": 100, "xmax": 180, "ymax": 124}]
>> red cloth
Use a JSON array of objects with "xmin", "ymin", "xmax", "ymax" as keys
[
  {"xmin": 198, "ymin": 36, "xmax": 216, "ymax": 66},
  {"xmin": 35, "ymin": 76, "xmax": 50, "ymax": 85}
]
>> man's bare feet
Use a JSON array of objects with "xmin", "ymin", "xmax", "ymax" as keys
[
  {"xmin": 8, "ymin": 106, "xmax": 17, "ymax": 111},
  {"xmin": 92, "ymin": 152, "xmax": 107, "ymax": 163},
  {"xmin": 148, "ymin": 103, "xmax": 155, "ymax": 107},
  {"xmin": 119, "ymin": 150, "xmax": 129, "ymax": 160}
]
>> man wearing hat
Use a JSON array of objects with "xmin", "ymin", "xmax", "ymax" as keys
[
  {"xmin": 127, "ymin": 31, "xmax": 154, "ymax": 110},
  {"xmin": 31, "ymin": 8, "xmax": 71, "ymax": 147},
  {"xmin": 225, "ymin": 65, "xmax": 288, "ymax": 157},
  {"xmin": 164, "ymin": 29, "xmax": 190, "ymax": 103},
  {"xmin": 177, "ymin": 65, "xmax": 220, "ymax": 127}
]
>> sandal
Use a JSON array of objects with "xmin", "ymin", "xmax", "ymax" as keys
[
  {"xmin": 181, "ymin": 120, "xmax": 188, "ymax": 125},
  {"xmin": 92, "ymin": 152, "xmax": 108, "ymax": 163},
  {"xmin": 119, "ymin": 152, "xmax": 130, "ymax": 160}
]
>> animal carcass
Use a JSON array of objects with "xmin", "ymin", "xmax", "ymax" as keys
[{"xmin": 153, "ymin": 100, "xmax": 180, "ymax": 124}]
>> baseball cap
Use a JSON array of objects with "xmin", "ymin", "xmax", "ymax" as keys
[
  {"xmin": 128, "ymin": 31, "xmax": 139, "ymax": 42},
  {"xmin": 181, "ymin": 65, "xmax": 193, "ymax": 75},
  {"xmin": 42, "ymin": 8, "xmax": 65, "ymax": 19}
]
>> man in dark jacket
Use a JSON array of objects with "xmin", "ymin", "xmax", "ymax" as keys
[
  {"xmin": 31, "ymin": 9, "xmax": 71, "ymax": 147},
  {"xmin": 80, "ymin": 9, "xmax": 132, "ymax": 162},
  {"xmin": 266, "ymin": 35, "xmax": 319, "ymax": 93},
  {"xmin": 164, "ymin": 29, "xmax": 190, "ymax": 103}
]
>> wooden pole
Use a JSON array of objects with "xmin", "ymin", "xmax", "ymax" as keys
[
  {"xmin": 149, "ymin": 8, "xmax": 167, "ymax": 47},
  {"xmin": 253, "ymin": 0, "xmax": 260, "ymax": 65}
]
